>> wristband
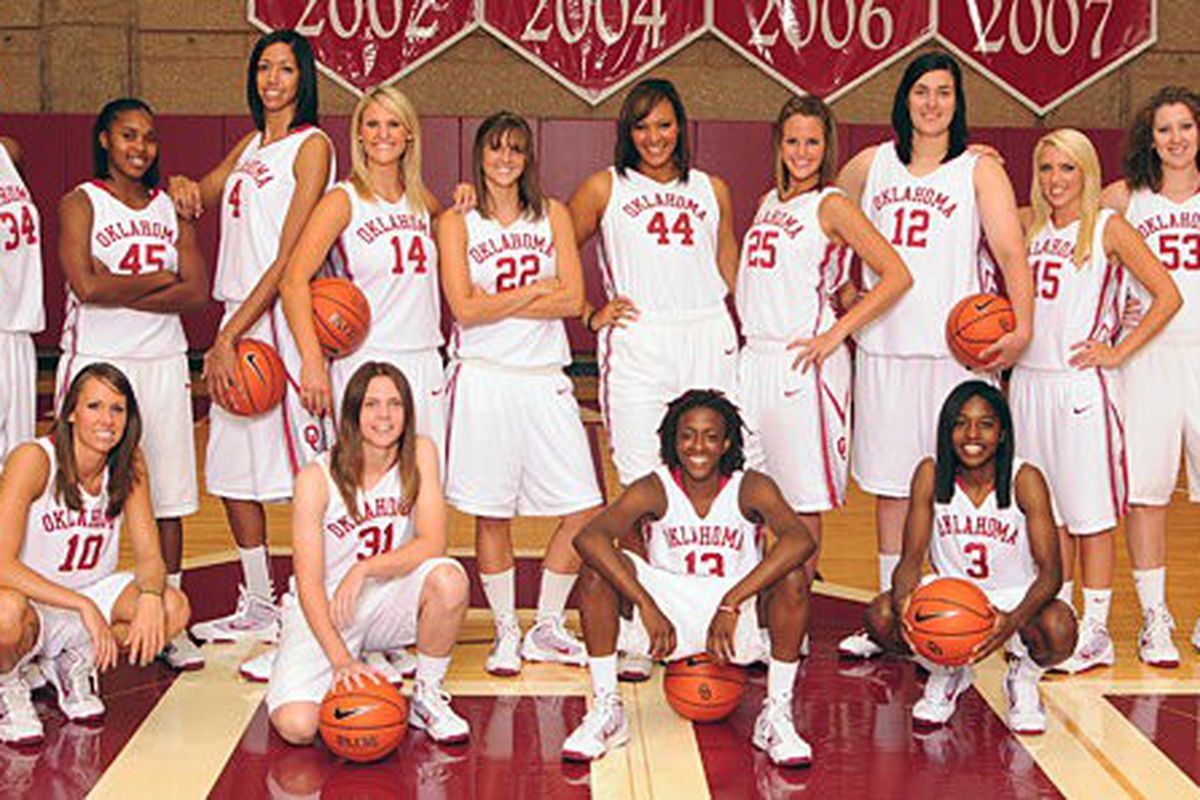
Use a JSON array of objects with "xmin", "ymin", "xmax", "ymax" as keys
[
  {"xmin": 583, "ymin": 308, "xmax": 597, "ymax": 333},
  {"xmin": 717, "ymin": 604, "xmax": 739, "ymax": 617},
  {"xmin": 138, "ymin": 586, "xmax": 164, "ymax": 597}
]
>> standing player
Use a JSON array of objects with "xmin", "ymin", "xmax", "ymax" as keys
[
  {"xmin": 57, "ymin": 98, "xmax": 208, "ymax": 670},
  {"xmin": 437, "ymin": 112, "xmax": 603, "ymax": 677},
  {"xmin": 170, "ymin": 31, "xmax": 335, "ymax": 676},
  {"xmin": 1012, "ymin": 128, "xmax": 1179, "ymax": 672},
  {"xmin": 1101, "ymin": 87, "xmax": 1200, "ymax": 664},
  {"xmin": 561, "ymin": 389, "xmax": 814, "ymax": 766},
  {"xmin": 0, "ymin": 134, "xmax": 43, "ymax": 464},
  {"xmin": 0, "ymin": 363, "xmax": 190, "ymax": 744},
  {"xmin": 268, "ymin": 362, "xmax": 470, "ymax": 746},
  {"xmin": 835, "ymin": 52, "xmax": 1034, "ymax": 659},
  {"xmin": 737, "ymin": 95, "xmax": 911, "ymax": 579},
  {"xmin": 863, "ymin": 381, "xmax": 1077, "ymax": 733}
]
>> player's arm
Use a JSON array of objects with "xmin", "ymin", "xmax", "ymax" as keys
[
  {"xmin": 58, "ymin": 190, "xmax": 178, "ymax": 306},
  {"xmin": 1100, "ymin": 179, "xmax": 1132, "ymax": 213},
  {"xmin": 719, "ymin": 472, "xmax": 815, "ymax": 609},
  {"xmin": 125, "ymin": 215, "xmax": 211, "ymax": 313},
  {"xmin": 167, "ymin": 132, "xmax": 255, "ymax": 219},
  {"xmin": 835, "ymin": 145, "xmax": 877, "ymax": 205},
  {"xmin": 975, "ymin": 157, "xmax": 1034, "ymax": 369},
  {"xmin": 891, "ymin": 458, "xmax": 936, "ymax": 622},
  {"xmin": 569, "ymin": 170, "xmax": 611, "ymax": 247},
  {"xmin": 120, "ymin": 450, "xmax": 169, "ymax": 666},
  {"xmin": 711, "ymin": 175, "xmax": 739, "ymax": 293},
  {"xmin": 573, "ymin": 476, "xmax": 668, "ymax": 613},
  {"xmin": 515, "ymin": 199, "xmax": 586, "ymax": 319}
]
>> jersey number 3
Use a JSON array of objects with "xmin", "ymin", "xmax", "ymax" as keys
[{"xmin": 963, "ymin": 542, "xmax": 989, "ymax": 579}]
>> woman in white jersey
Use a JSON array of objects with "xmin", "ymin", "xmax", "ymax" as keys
[
  {"xmin": 1100, "ymin": 87, "xmax": 1200, "ymax": 665},
  {"xmin": 268, "ymin": 362, "xmax": 469, "ymax": 746},
  {"xmin": 0, "ymin": 363, "xmax": 190, "ymax": 744},
  {"xmin": 737, "ymin": 95, "xmax": 911, "ymax": 578},
  {"xmin": 835, "ymin": 52, "xmax": 1035, "ymax": 660},
  {"xmin": 438, "ymin": 112, "xmax": 603, "ymax": 677},
  {"xmin": 570, "ymin": 78, "xmax": 740, "ymax": 489},
  {"xmin": 0, "ymin": 134, "xmax": 43, "ymax": 464},
  {"xmin": 170, "ymin": 31, "xmax": 335, "ymax": 667},
  {"xmin": 57, "ymin": 98, "xmax": 208, "ymax": 671},
  {"xmin": 1012, "ymin": 128, "xmax": 1179, "ymax": 674},
  {"xmin": 864, "ymin": 381, "xmax": 1076, "ymax": 734}
]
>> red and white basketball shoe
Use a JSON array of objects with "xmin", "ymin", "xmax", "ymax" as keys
[
  {"xmin": 561, "ymin": 693, "xmax": 629, "ymax": 761},
  {"xmin": 190, "ymin": 586, "xmax": 279, "ymax": 644},
  {"xmin": 752, "ymin": 695, "xmax": 812, "ymax": 767},
  {"xmin": 0, "ymin": 671, "xmax": 42, "ymax": 745},
  {"xmin": 912, "ymin": 665, "xmax": 973, "ymax": 728}
]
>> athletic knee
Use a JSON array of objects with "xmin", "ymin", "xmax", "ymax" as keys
[
  {"xmin": 271, "ymin": 705, "xmax": 319, "ymax": 746},
  {"xmin": 1030, "ymin": 600, "xmax": 1078, "ymax": 666},
  {"xmin": 771, "ymin": 568, "xmax": 809, "ymax": 609},
  {"xmin": 0, "ymin": 590, "xmax": 35, "ymax": 650},
  {"xmin": 865, "ymin": 592, "xmax": 897, "ymax": 647},
  {"xmin": 422, "ymin": 563, "xmax": 468, "ymax": 610}
]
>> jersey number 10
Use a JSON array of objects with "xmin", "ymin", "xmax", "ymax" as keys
[{"xmin": 57, "ymin": 533, "xmax": 105, "ymax": 573}]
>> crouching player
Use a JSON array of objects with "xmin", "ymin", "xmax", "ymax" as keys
[
  {"xmin": 562, "ymin": 389, "xmax": 815, "ymax": 767},
  {"xmin": 864, "ymin": 381, "xmax": 1077, "ymax": 733},
  {"xmin": 268, "ymin": 363, "xmax": 470, "ymax": 746}
]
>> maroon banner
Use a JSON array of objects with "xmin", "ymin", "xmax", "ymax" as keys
[
  {"xmin": 937, "ymin": 0, "xmax": 1156, "ymax": 114},
  {"xmin": 250, "ymin": 0, "xmax": 479, "ymax": 94},
  {"xmin": 482, "ymin": 0, "xmax": 708, "ymax": 104},
  {"xmin": 711, "ymin": 1, "xmax": 935, "ymax": 100}
]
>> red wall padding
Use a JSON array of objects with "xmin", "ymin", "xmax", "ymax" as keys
[{"xmin": 0, "ymin": 113, "xmax": 1125, "ymax": 353}]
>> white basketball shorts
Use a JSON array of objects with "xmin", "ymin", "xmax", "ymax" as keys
[
  {"xmin": 0, "ymin": 331, "xmax": 35, "ymax": 465},
  {"xmin": 1121, "ymin": 340, "xmax": 1200, "ymax": 505}
]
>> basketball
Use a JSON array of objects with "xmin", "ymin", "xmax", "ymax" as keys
[
  {"xmin": 318, "ymin": 678, "xmax": 408, "ymax": 763},
  {"xmin": 663, "ymin": 655, "xmax": 747, "ymax": 723},
  {"xmin": 904, "ymin": 577, "xmax": 997, "ymax": 666},
  {"xmin": 311, "ymin": 277, "xmax": 371, "ymax": 359},
  {"xmin": 216, "ymin": 339, "xmax": 286, "ymax": 417},
  {"xmin": 945, "ymin": 293, "xmax": 1016, "ymax": 370}
]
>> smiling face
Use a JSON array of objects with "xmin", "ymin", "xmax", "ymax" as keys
[
  {"xmin": 673, "ymin": 407, "xmax": 730, "ymax": 483},
  {"xmin": 1037, "ymin": 144, "xmax": 1084, "ymax": 214},
  {"xmin": 69, "ymin": 377, "xmax": 128, "ymax": 457},
  {"xmin": 1152, "ymin": 102, "xmax": 1199, "ymax": 173},
  {"xmin": 100, "ymin": 109, "xmax": 158, "ymax": 182},
  {"xmin": 951, "ymin": 394, "xmax": 1001, "ymax": 471},
  {"xmin": 256, "ymin": 42, "xmax": 300, "ymax": 115},
  {"xmin": 907, "ymin": 69, "xmax": 957, "ymax": 139},
  {"xmin": 481, "ymin": 129, "xmax": 527, "ymax": 191},
  {"xmin": 779, "ymin": 113, "xmax": 826, "ymax": 191},
  {"xmin": 358, "ymin": 100, "xmax": 409, "ymax": 168},
  {"xmin": 358, "ymin": 375, "xmax": 406, "ymax": 451},
  {"xmin": 631, "ymin": 99, "xmax": 680, "ymax": 173}
]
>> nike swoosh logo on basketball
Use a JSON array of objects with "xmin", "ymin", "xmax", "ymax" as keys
[
  {"xmin": 332, "ymin": 705, "xmax": 374, "ymax": 721},
  {"xmin": 972, "ymin": 300, "xmax": 994, "ymax": 312},
  {"xmin": 914, "ymin": 610, "xmax": 949, "ymax": 623}
]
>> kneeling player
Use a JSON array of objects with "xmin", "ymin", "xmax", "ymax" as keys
[
  {"xmin": 268, "ymin": 363, "xmax": 470, "ymax": 746},
  {"xmin": 562, "ymin": 389, "xmax": 815, "ymax": 767},
  {"xmin": 864, "ymin": 381, "xmax": 1077, "ymax": 733}
]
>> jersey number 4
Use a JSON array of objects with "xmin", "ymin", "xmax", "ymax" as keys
[
  {"xmin": 684, "ymin": 551, "xmax": 726, "ymax": 577},
  {"xmin": 647, "ymin": 211, "xmax": 694, "ymax": 246},
  {"xmin": 0, "ymin": 206, "xmax": 37, "ymax": 251},
  {"xmin": 57, "ymin": 533, "xmax": 105, "ymax": 573}
]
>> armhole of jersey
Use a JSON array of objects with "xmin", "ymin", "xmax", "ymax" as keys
[
  {"xmin": 32, "ymin": 438, "xmax": 56, "ymax": 499},
  {"xmin": 598, "ymin": 166, "xmax": 619, "ymax": 228}
]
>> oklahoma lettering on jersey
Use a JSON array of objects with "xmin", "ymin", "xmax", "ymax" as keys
[
  {"xmin": 643, "ymin": 466, "xmax": 763, "ymax": 579},
  {"xmin": 329, "ymin": 183, "xmax": 442, "ymax": 352},
  {"xmin": 1125, "ymin": 188, "xmax": 1200, "ymax": 346},
  {"xmin": 19, "ymin": 439, "xmax": 121, "ymax": 591},
  {"xmin": 598, "ymin": 167, "xmax": 726, "ymax": 313},
  {"xmin": 0, "ymin": 144, "xmax": 44, "ymax": 333}
]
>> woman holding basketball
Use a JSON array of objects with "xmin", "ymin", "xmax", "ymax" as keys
[
  {"xmin": 1011, "ymin": 128, "xmax": 1178, "ymax": 674},
  {"xmin": 0, "ymin": 363, "xmax": 190, "ymax": 744},
  {"xmin": 834, "ymin": 52, "xmax": 1035, "ymax": 660},
  {"xmin": 437, "ymin": 111, "xmax": 603, "ymax": 677},
  {"xmin": 863, "ymin": 381, "xmax": 1075, "ymax": 733},
  {"xmin": 170, "ymin": 30, "xmax": 335, "ymax": 673},
  {"xmin": 1101, "ymin": 87, "xmax": 1200, "ymax": 665},
  {"xmin": 268, "ymin": 361, "xmax": 469, "ymax": 746},
  {"xmin": 57, "ymin": 98, "xmax": 208, "ymax": 670}
]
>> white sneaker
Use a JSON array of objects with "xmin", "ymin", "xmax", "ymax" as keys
[
  {"xmin": 1053, "ymin": 620, "xmax": 1115, "ymax": 674},
  {"xmin": 561, "ymin": 693, "xmax": 629, "ymax": 761},
  {"xmin": 364, "ymin": 652, "xmax": 404, "ymax": 685},
  {"xmin": 20, "ymin": 662, "xmax": 45, "ymax": 692},
  {"xmin": 238, "ymin": 648, "xmax": 276, "ymax": 683},
  {"xmin": 1138, "ymin": 606, "xmax": 1180, "ymax": 668},
  {"xmin": 912, "ymin": 666, "xmax": 973, "ymax": 728},
  {"xmin": 486, "ymin": 622, "xmax": 522, "ymax": 677},
  {"xmin": 617, "ymin": 652, "xmax": 652, "ymax": 682},
  {"xmin": 43, "ymin": 648, "xmax": 105, "ymax": 722},
  {"xmin": 160, "ymin": 633, "xmax": 205, "ymax": 671},
  {"xmin": 521, "ymin": 617, "xmax": 587, "ymax": 666},
  {"xmin": 838, "ymin": 629, "xmax": 883, "ymax": 659},
  {"xmin": 408, "ymin": 681, "xmax": 469, "ymax": 744},
  {"xmin": 385, "ymin": 646, "xmax": 417, "ymax": 679},
  {"xmin": 190, "ymin": 586, "xmax": 279, "ymax": 644},
  {"xmin": 1004, "ymin": 657, "xmax": 1046, "ymax": 734},
  {"xmin": 752, "ymin": 695, "xmax": 812, "ymax": 767},
  {"xmin": 0, "ymin": 672, "xmax": 43, "ymax": 745}
]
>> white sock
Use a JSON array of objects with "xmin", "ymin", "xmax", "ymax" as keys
[
  {"xmin": 1132, "ymin": 567, "xmax": 1166, "ymax": 615},
  {"xmin": 589, "ymin": 654, "xmax": 618, "ymax": 698},
  {"xmin": 878, "ymin": 553, "xmax": 900, "ymax": 592},
  {"xmin": 238, "ymin": 546, "xmax": 273, "ymax": 600},
  {"xmin": 415, "ymin": 653, "xmax": 451, "ymax": 689},
  {"xmin": 767, "ymin": 658, "xmax": 799, "ymax": 701},
  {"xmin": 481, "ymin": 568, "xmax": 517, "ymax": 628},
  {"xmin": 1082, "ymin": 588, "xmax": 1112, "ymax": 627},
  {"xmin": 1057, "ymin": 580, "xmax": 1074, "ymax": 608},
  {"xmin": 167, "ymin": 572, "xmax": 182, "ymax": 591},
  {"xmin": 536, "ymin": 569, "xmax": 577, "ymax": 622}
]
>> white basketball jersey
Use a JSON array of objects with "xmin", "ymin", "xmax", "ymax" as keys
[
  {"xmin": 330, "ymin": 183, "xmax": 442, "ymax": 351},
  {"xmin": 18, "ymin": 439, "xmax": 122, "ymax": 591},
  {"xmin": 598, "ymin": 167, "xmax": 727, "ymax": 312},
  {"xmin": 857, "ymin": 143, "xmax": 984, "ymax": 357},
  {"xmin": 214, "ymin": 127, "xmax": 334, "ymax": 302},
  {"xmin": 930, "ymin": 459, "xmax": 1037, "ymax": 594},
  {"xmin": 736, "ymin": 187, "xmax": 849, "ymax": 342},
  {"xmin": 1021, "ymin": 210, "xmax": 1122, "ymax": 372},
  {"xmin": 1124, "ymin": 188, "xmax": 1200, "ymax": 346},
  {"xmin": 448, "ymin": 209, "xmax": 569, "ymax": 369},
  {"xmin": 642, "ymin": 466, "xmax": 763, "ymax": 579},
  {"xmin": 313, "ymin": 453, "xmax": 414, "ymax": 592},
  {"xmin": 60, "ymin": 182, "xmax": 185, "ymax": 359},
  {"xmin": 0, "ymin": 144, "xmax": 44, "ymax": 333}
]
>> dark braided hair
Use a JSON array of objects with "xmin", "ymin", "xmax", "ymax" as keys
[{"xmin": 657, "ymin": 389, "xmax": 746, "ymax": 477}]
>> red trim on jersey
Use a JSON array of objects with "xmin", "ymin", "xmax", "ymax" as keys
[
  {"xmin": 87, "ymin": 179, "xmax": 161, "ymax": 205},
  {"xmin": 1097, "ymin": 369, "xmax": 1130, "ymax": 520},
  {"xmin": 442, "ymin": 361, "xmax": 463, "ymax": 479},
  {"xmin": 814, "ymin": 365, "xmax": 841, "ymax": 509},
  {"xmin": 595, "ymin": 229, "xmax": 617, "ymax": 301},
  {"xmin": 268, "ymin": 314, "xmax": 303, "ymax": 477},
  {"xmin": 1087, "ymin": 260, "xmax": 1120, "ymax": 342},
  {"xmin": 811, "ymin": 242, "xmax": 838, "ymax": 337}
]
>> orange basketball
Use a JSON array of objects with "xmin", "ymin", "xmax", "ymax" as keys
[
  {"xmin": 311, "ymin": 277, "xmax": 371, "ymax": 358},
  {"xmin": 663, "ymin": 655, "xmax": 747, "ymax": 723},
  {"xmin": 945, "ymin": 293, "xmax": 1015, "ymax": 370},
  {"xmin": 216, "ymin": 339, "xmax": 286, "ymax": 417},
  {"xmin": 318, "ymin": 678, "xmax": 408, "ymax": 763},
  {"xmin": 904, "ymin": 577, "xmax": 997, "ymax": 666}
]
